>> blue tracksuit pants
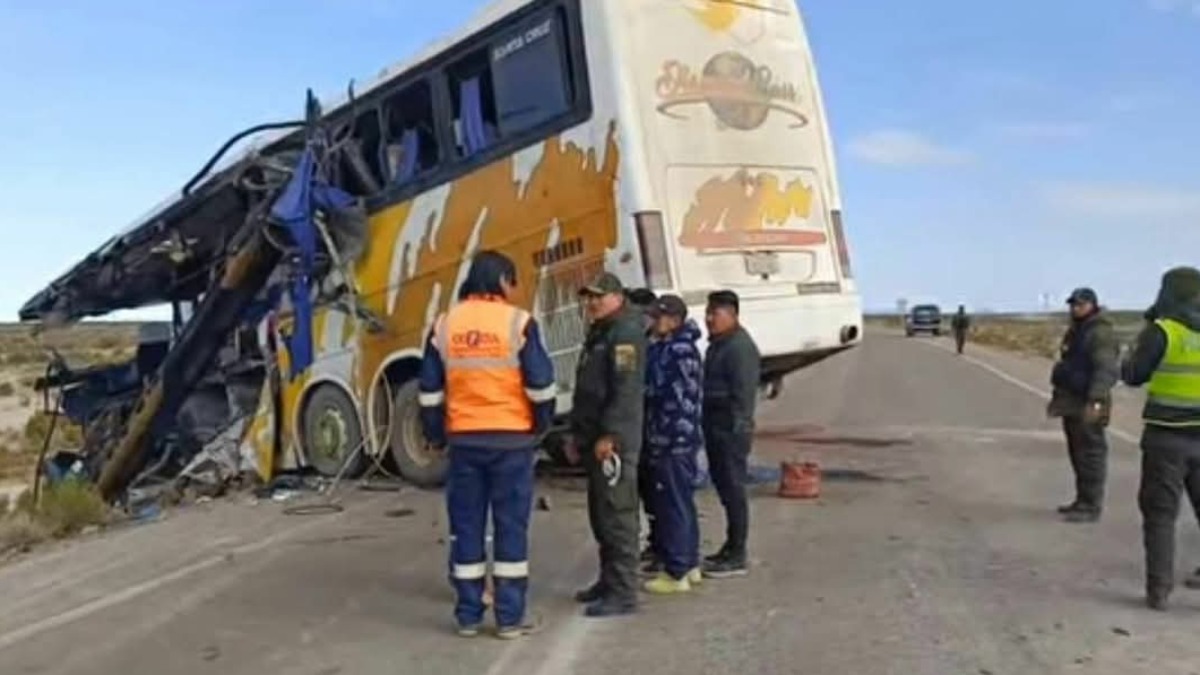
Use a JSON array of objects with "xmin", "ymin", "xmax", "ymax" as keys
[
  {"xmin": 648, "ymin": 449, "xmax": 700, "ymax": 579},
  {"xmin": 446, "ymin": 444, "xmax": 536, "ymax": 629}
]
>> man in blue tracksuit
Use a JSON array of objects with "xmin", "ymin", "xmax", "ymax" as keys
[
  {"xmin": 418, "ymin": 251, "xmax": 557, "ymax": 639},
  {"xmin": 640, "ymin": 294, "xmax": 704, "ymax": 594}
]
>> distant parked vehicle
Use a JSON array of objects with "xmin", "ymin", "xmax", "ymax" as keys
[{"xmin": 906, "ymin": 304, "xmax": 943, "ymax": 337}]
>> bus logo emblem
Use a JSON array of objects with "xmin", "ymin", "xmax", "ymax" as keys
[
  {"xmin": 656, "ymin": 52, "xmax": 808, "ymax": 131},
  {"xmin": 679, "ymin": 168, "xmax": 826, "ymax": 250}
]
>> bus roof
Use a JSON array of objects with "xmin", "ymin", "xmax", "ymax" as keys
[{"xmin": 19, "ymin": 0, "xmax": 535, "ymax": 323}]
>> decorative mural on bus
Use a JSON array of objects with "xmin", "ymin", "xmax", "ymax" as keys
[
  {"xmin": 682, "ymin": 0, "xmax": 792, "ymax": 43},
  {"xmin": 679, "ymin": 168, "xmax": 826, "ymax": 250},
  {"xmin": 656, "ymin": 52, "xmax": 807, "ymax": 131}
]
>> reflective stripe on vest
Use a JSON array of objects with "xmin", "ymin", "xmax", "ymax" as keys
[
  {"xmin": 434, "ymin": 299, "xmax": 534, "ymax": 434},
  {"xmin": 1145, "ymin": 318, "xmax": 1200, "ymax": 426}
]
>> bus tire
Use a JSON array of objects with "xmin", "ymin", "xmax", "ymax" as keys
[
  {"xmin": 301, "ymin": 383, "xmax": 367, "ymax": 479},
  {"xmin": 388, "ymin": 380, "xmax": 448, "ymax": 488}
]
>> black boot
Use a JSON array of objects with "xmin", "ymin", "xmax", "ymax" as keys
[
  {"xmin": 1057, "ymin": 500, "xmax": 1083, "ymax": 514},
  {"xmin": 584, "ymin": 597, "xmax": 637, "ymax": 618},
  {"xmin": 573, "ymin": 582, "xmax": 606, "ymax": 604}
]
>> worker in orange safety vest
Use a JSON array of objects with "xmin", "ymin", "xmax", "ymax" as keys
[{"xmin": 418, "ymin": 250, "xmax": 557, "ymax": 639}]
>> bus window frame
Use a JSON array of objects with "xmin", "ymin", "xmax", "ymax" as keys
[{"xmin": 361, "ymin": 0, "xmax": 592, "ymax": 213}]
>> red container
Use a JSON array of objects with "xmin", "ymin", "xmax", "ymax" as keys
[{"xmin": 779, "ymin": 460, "xmax": 821, "ymax": 499}]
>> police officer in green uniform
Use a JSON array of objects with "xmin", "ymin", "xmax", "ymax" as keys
[
  {"xmin": 1121, "ymin": 266, "xmax": 1200, "ymax": 610},
  {"xmin": 1047, "ymin": 287, "xmax": 1120, "ymax": 523},
  {"xmin": 568, "ymin": 272, "xmax": 647, "ymax": 617}
]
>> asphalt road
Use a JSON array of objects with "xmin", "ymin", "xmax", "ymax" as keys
[{"xmin": 3, "ymin": 332, "xmax": 1200, "ymax": 675}]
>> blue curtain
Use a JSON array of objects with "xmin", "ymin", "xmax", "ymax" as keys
[
  {"xmin": 392, "ymin": 128, "xmax": 420, "ymax": 184},
  {"xmin": 459, "ymin": 77, "xmax": 490, "ymax": 156}
]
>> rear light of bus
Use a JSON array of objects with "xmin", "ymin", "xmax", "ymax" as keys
[
  {"xmin": 830, "ymin": 209, "xmax": 853, "ymax": 279},
  {"xmin": 634, "ymin": 210, "xmax": 672, "ymax": 289}
]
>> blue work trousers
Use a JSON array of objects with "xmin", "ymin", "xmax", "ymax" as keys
[
  {"xmin": 648, "ymin": 449, "xmax": 700, "ymax": 579},
  {"xmin": 446, "ymin": 444, "xmax": 536, "ymax": 629}
]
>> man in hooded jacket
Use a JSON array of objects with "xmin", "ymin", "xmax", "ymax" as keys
[
  {"xmin": 1121, "ymin": 266, "xmax": 1200, "ymax": 610},
  {"xmin": 639, "ymin": 294, "xmax": 704, "ymax": 594},
  {"xmin": 1047, "ymin": 287, "xmax": 1120, "ymax": 523}
]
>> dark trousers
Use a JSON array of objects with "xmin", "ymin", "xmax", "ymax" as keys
[
  {"xmin": 647, "ymin": 449, "xmax": 700, "ymax": 578},
  {"xmin": 954, "ymin": 330, "xmax": 966, "ymax": 354},
  {"xmin": 704, "ymin": 426, "xmax": 751, "ymax": 559},
  {"xmin": 584, "ymin": 444, "xmax": 641, "ymax": 604},
  {"xmin": 638, "ymin": 453, "xmax": 657, "ymax": 557},
  {"xmin": 1062, "ymin": 415, "xmax": 1109, "ymax": 511},
  {"xmin": 1138, "ymin": 425, "xmax": 1200, "ymax": 594},
  {"xmin": 445, "ymin": 445, "xmax": 536, "ymax": 629}
]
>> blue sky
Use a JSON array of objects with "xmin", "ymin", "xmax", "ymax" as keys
[{"xmin": 0, "ymin": 0, "xmax": 1196, "ymax": 319}]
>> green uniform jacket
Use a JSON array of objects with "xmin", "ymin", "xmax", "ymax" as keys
[
  {"xmin": 1047, "ymin": 313, "xmax": 1120, "ymax": 418},
  {"xmin": 570, "ymin": 304, "xmax": 648, "ymax": 456}
]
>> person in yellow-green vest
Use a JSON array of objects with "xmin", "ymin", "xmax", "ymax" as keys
[{"xmin": 1121, "ymin": 266, "xmax": 1200, "ymax": 611}]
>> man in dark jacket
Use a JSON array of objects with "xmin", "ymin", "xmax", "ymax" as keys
[
  {"xmin": 569, "ymin": 272, "xmax": 647, "ymax": 617},
  {"xmin": 1120, "ymin": 266, "xmax": 1200, "ymax": 610},
  {"xmin": 701, "ymin": 290, "xmax": 761, "ymax": 578},
  {"xmin": 951, "ymin": 305, "xmax": 971, "ymax": 354},
  {"xmin": 625, "ymin": 288, "xmax": 662, "ymax": 567},
  {"xmin": 1047, "ymin": 287, "xmax": 1119, "ymax": 523},
  {"xmin": 640, "ymin": 295, "xmax": 704, "ymax": 594}
]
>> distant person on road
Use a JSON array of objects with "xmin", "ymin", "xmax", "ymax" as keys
[
  {"xmin": 701, "ymin": 290, "xmax": 761, "ymax": 578},
  {"xmin": 1047, "ymin": 287, "xmax": 1120, "ymax": 523},
  {"xmin": 569, "ymin": 272, "xmax": 647, "ymax": 618},
  {"xmin": 1120, "ymin": 266, "xmax": 1200, "ymax": 610},
  {"xmin": 418, "ymin": 251, "xmax": 557, "ymax": 638},
  {"xmin": 950, "ymin": 305, "xmax": 971, "ymax": 354},
  {"xmin": 640, "ymin": 294, "xmax": 704, "ymax": 594}
]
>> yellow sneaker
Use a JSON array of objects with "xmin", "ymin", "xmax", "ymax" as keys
[
  {"xmin": 643, "ymin": 572, "xmax": 692, "ymax": 595},
  {"xmin": 687, "ymin": 567, "xmax": 703, "ymax": 585}
]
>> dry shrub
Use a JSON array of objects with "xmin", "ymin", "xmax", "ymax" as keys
[
  {"xmin": 0, "ymin": 382, "xmax": 14, "ymax": 398},
  {"xmin": 970, "ymin": 321, "xmax": 1062, "ymax": 358},
  {"xmin": 22, "ymin": 411, "xmax": 84, "ymax": 453},
  {"xmin": 0, "ymin": 512, "xmax": 49, "ymax": 553},
  {"xmin": 35, "ymin": 481, "xmax": 109, "ymax": 537}
]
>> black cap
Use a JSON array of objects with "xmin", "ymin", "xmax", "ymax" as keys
[
  {"xmin": 649, "ymin": 294, "xmax": 688, "ymax": 319},
  {"xmin": 707, "ymin": 289, "xmax": 740, "ymax": 313},
  {"xmin": 579, "ymin": 272, "xmax": 624, "ymax": 297},
  {"xmin": 1066, "ymin": 287, "xmax": 1098, "ymax": 305},
  {"xmin": 626, "ymin": 288, "xmax": 658, "ymax": 306}
]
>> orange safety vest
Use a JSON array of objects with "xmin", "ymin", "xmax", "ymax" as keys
[{"xmin": 434, "ymin": 298, "xmax": 535, "ymax": 434}]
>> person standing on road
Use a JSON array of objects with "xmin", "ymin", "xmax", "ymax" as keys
[
  {"xmin": 701, "ymin": 290, "xmax": 761, "ymax": 578},
  {"xmin": 640, "ymin": 295, "xmax": 704, "ymax": 594},
  {"xmin": 1047, "ymin": 287, "xmax": 1120, "ymax": 523},
  {"xmin": 1120, "ymin": 266, "xmax": 1200, "ymax": 610},
  {"xmin": 569, "ymin": 272, "xmax": 647, "ymax": 617},
  {"xmin": 951, "ymin": 305, "xmax": 971, "ymax": 354},
  {"xmin": 418, "ymin": 251, "xmax": 557, "ymax": 639},
  {"xmin": 626, "ymin": 288, "xmax": 663, "ymax": 569}
]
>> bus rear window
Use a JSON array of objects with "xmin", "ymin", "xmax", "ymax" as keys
[{"xmin": 490, "ymin": 10, "xmax": 572, "ymax": 137}]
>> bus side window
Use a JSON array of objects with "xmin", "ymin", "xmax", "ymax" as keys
[
  {"xmin": 381, "ymin": 80, "xmax": 439, "ymax": 185},
  {"xmin": 490, "ymin": 10, "xmax": 572, "ymax": 137},
  {"xmin": 447, "ymin": 50, "xmax": 499, "ymax": 157}
]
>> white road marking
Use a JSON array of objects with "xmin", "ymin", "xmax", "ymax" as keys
[
  {"xmin": 0, "ymin": 505, "xmax": 355, "ymax": 652},
  {"xmin": 914, "ymin": 338, "xmax": 1140, "ymax": 445}
]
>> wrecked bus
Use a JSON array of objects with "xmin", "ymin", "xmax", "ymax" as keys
[{"xmin": 19, "ymin": 0, "xmax": 862, "ymax": 500}]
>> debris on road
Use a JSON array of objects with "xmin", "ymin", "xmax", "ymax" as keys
[
  {"xmin": 536, "ymin": 495, "xmax": 552, "ymax": 511},
  {"xmin": 1112, "ymin": 626, "xmax": 1131, "ymax": 637}
]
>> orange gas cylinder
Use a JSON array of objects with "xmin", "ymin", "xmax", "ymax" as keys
[{"xmin": 779, "ymin": 460, "xmax": 821, "ymax": 499}]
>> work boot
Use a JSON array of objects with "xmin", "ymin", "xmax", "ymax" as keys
[
  {"xmin": 1184, "ymin": 567, "xmax": 1200, "ymax": 590},
  {"xmin": 584, "ymin": 598, "xmax": 638, "ymax": 618},
  {"xmin": 704, "ymin": 544, "xmax": 731, "ymax": 565},
  {"xmin": 643, "ymin": 572, "xmax": 692, "ymax": 595},
  {"xmin": 1062, "ymin": 508, "xmax": 1101, "ymax": 523},
  {"xmin": 1057, "ymin": 500, "xmax": 1083, "ymax": 514},
  {"xmin": 703, "ymin": 554, "xmax": 749, "ymax": 579},
  {"xmin": 573, "ymin": 581, "xmax": 606, "ymax": 604},
  {"xmin": 1146, "ymin": 588, "xmax": 1171, "ymax": 611},
  {"xmin": 496, "ymin": 613, "xmax": 543, "ymax": 640}
]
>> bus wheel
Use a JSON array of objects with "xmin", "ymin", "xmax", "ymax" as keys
[
  {"xmin": 301, "ymin": 383, "xmax": 367, "ymax": 479},
  {"xmin": 388, "ymin": 380, "xmax": 448, "ymax": 488}
]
